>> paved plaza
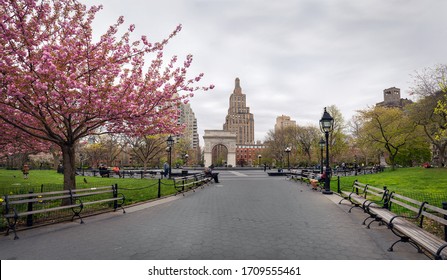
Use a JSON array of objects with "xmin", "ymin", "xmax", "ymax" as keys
[{"xmin": 0, "ymin": 170, "xmax": 429, "ymax": 260}]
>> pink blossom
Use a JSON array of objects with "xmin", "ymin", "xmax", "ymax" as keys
[{"xmin": 0, "ymin": 0, "xmax": 214, "ymax": 190}]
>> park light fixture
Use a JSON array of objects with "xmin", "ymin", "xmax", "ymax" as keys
[
  {"xmin": 285, "ymin": 147, "xmax": 291, "ymax": 170},
  {"xmin": 319, "ymin": 107, "xmax": 334, "ymax": 194},
  {"xmin": 166, "ymin": 135, "xmax": 174, "ymax": 178}
]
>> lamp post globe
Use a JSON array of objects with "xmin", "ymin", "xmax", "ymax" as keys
[
  {"xmin": 258, "ymin": 154, "xmax": 262, "ymax": 167},
  {"xmin": 319, "ymin": 107, "xmax": 334, "ymax": 195}
]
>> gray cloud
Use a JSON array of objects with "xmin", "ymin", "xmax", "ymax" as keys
[{"xmin": 82, "ymin": 0, "xmax": 447, "ymax": 143}]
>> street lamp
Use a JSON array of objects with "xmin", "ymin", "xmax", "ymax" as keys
[
  {"xmin": 166, "ymin": 135, "xmax": 174, "ymax": 178},
  {"xmin": 319, "ymin": 107, "xmax": 334, "ymax": 195},
  {"xmin": 319, "ymin": 138, "xmax": 325, "ymax": 174},
  {"xmin": 285, "ymin": 147, "xmax": 291, "ymax": 169},
  {"xmin": 258, "ymin": 154, "xmax": 262, "ymax": 166}
]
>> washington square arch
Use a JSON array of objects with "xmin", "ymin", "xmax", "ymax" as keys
[{"xmin": 203, "ymin": 130, "xmax": 236, "ymax": 167}]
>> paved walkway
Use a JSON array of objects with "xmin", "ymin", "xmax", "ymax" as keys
[{"xmin": 0, "ymin": 170, "xmax": 429, "ymax": 260}]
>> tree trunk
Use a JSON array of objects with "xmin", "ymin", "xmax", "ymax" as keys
[{"xmin": 61, "ymin": 144, "xmax": 76, "ymax": 191}]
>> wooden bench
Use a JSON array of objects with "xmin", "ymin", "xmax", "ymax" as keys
[
  {"xmin": 340, "ymin": 180, "xmax": 447, "ymax": 259},
  {"xmin": 339, "ymin": 181, "xmax": 370, "ymax": 211},
  {"xmin": 339, "ymin": 180, "xmax": 390, "ymax": 225},
  {"xmin": 1, "ymin": 184, "xmax": 125, "ymax": 240},
  {"xmin": 288, "ymin": 171, "xmax": 324, "ymax": 191},
  {"xmin": 173, "ymin": 175, "xmax": 195, "ymax": 195},
  {"xmin": 172, "ymin": 174, "xmax": 212, "ymax": 195},
  {"xmin": 195, "ymin": 173, "xmax": 213, "ymax": 186},
  {"xmin": 382, "ymin": 192, "xmax": 447, "ymax": 260}
]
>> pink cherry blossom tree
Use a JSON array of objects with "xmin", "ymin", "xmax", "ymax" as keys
[
  {"xmin": 0, "ymin": 119, "xmax": 51, "ymax": 160},
  {"xmin": 0, "ymin": 0, "xmax": 213, "ymax": 190}
]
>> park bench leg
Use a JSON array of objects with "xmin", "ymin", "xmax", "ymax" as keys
[
  {"xmin": 5, "ymin": 217, "xmax": 19, "ymax": 240},
  {"xmin": 387, "ymin": 226, "xmax": 423, "ymax": 254},
  {"xmin": 348, "ymin": 203, "xmax": 360, "ymax": 213},
  {"xmin": 71, "ymin": 203, "xmax": 84, "ymax": 224},
  {"xmin": 388, "ymin": 237, "xmax": 422, "ymax": 254},
  {"xmin": 71, "ymin": 211, "xmax": 84, "ymax": 224},
  {"xmin": 365, "ymin": 216, "xmax": 382, "ymax": 229},
  {"xmin": 114, "ymin": 202, "xmax": 126, "ymax": 214},
  {"xmin": 338, "ymin": 196, "xmax": 349, "ymax": 204}
]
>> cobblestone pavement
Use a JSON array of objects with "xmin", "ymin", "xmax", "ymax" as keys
[{"xmin": 0, "ymin": 170, "xmax": 429, "ymax": 260}]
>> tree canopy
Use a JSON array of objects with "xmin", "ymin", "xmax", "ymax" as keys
[{"xmin": 0, "ymin": 0, "xmax": 213, "ymax": 189}]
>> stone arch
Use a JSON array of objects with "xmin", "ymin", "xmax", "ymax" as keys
[
  {"xmin": 203, "ymin": 130, "xmax": 236, "ymax": 167},
  {"xmin": 212, "ymin": 144, "xmax": 228, "ymax": 166}
]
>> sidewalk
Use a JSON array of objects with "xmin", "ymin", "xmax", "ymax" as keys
[{"xmin": 0, "ymin": 171, "xmax": 429, "ymax": 260}]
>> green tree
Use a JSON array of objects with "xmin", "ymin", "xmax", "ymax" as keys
[
  {"xmin": 359, "ymin": 106, "xmax": 419, "ymax": 169},
  {"xmin": 408, "ymin": 94, "xmax": 447, "ymax": 166},
  {"xmin": 126, "ymin": 135, "xmax": 167, "ymax": 171},
  {"xmin": 325, "ymin": 105, "xmax": 349, "ymax": 165},
  {"xmin": 263, "ymin": 129, "xmax": 287, "ymax": 168},
  {"xmin": 410, "ymin": 64, "xmax": 447, "ymax": 166}
]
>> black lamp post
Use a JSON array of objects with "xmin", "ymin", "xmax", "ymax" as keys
[
  {"xmin": 319, "ymin": 138, "xmax": 325, "ymax": 174},
  {"xmin": 285, "ymin": 147, "xmax": 291, "ymax": 169},
  {"xmin": 258, "ymin": 154, "xmax": 262, "ymax": 167},
  {"xmin": 319, "ymin": 107, "xmax": 334, "ymax": 195},
  {"xmin": 166, "ymin": 135, "xmax": 174, "ymax": 178}
]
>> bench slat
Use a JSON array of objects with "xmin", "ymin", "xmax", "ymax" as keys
[
  {"xmin": 391, "ymin": 193, "xmax": 424, "ymax": 207},
  {"xmin": 424, "ymin": 203, "xmax": 447, "ymax": 216},
  {"xmin": 2, "ymin": 190, "xmax": 70, "ymax": 200},
  {"xmin": 6, "ymin": 194, "xmax": 74, "ymax": 205},
  {"xmin": 389, "ymin": 198, "xmax": 421, "ymax": 214},
  {"xmin": 4, "ymin": 203, "xmax": 82, "ymax": 218}
]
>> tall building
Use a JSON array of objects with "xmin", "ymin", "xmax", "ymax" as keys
[
  {"xmin": 223, "ymin": 78, "xmax": 255, "ymax": 144},
  {"xmin": 275, "ymin": 115, "xmax": 296, "ymax": 131},
  {"xmin": 178, "ymin": 103, "xmax": 199, "ymax": 149},
  {"xmin": 376, "ymin": 87, "xmax": 413, "ymax": 108}
]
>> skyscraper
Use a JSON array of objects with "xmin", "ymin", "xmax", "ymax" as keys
[
  {"xmin": 223, "ymin": 78, "xmax": 255, "ymax": 144},
  {"xmin": 178, "ymin": 102, "xmax": 199, "ymax": 149},
  {"xmin": 274, "ymin": 115, "xmax": 297, "ymax": 131}
]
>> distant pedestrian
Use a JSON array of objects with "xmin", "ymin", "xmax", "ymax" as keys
[
  {"xmin": 112, "ymin": 166, "xmax": 121, "ymax": 178},
  {"xmin": 163, "ymin": 162, "xmax": 170, "ymax": 178},
  {"xmin": 22, "ymin": 164, "xmax": 29, "ymax": 179}
]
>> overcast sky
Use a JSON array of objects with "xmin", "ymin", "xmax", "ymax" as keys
[{"xmin": 82, "ymin": 0, "xmax": 447, "ymax": 143}]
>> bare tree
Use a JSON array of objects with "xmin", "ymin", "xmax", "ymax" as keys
[{"xmin": 125, "ymin": 135, "xmax": 167, "ymax": 171}]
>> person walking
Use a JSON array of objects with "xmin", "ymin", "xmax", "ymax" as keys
[
  {"xmin": 163, "ymin": 162, "xmax": 170, "ymax": 178},
  {"xmin": 22, "ymin": 164, "xmax": 30, "ymax": 179}
]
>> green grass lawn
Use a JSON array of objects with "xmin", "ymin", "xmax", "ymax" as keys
[
  {"xmin": 337, "ymin": 167, "xmax": 447, "ymax": 208},
  {"xmin": 0, "ymin": 169, "xmax": 184, "ymax": 231},
  {"xmin": 0, "ymin": 169, "xmax": 178, "ymax": 205}
]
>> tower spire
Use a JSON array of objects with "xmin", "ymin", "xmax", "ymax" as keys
[{"xmin": 234, "ymin": 77, "xmax": 242, "ymax": 94}]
